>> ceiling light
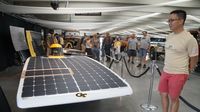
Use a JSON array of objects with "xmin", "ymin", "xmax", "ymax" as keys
[
  {"xmin": 162, "ymin": 21, "xmax": 168, "ymax": 25},
  {"xmin": 128, "ymin": 29, "xmax": 139, "ymax": 33},
  {"xmin": 99, "ymin": 13, "xmax": 160, "ymax": 33},
  {"xmin": 187, "ymin": 15, "xmax": 200, "ymax": 23},
  {"xmin": 155, "ymin": 0, "xmax": 192, "ymax": 6},
  {"xmin": 136, "ymin": 28, "xmax": 145, "ymax": 31},
  {"xmin": 147, "ymin": 25, "xmax": 166, "ymax": 32},
  {"xmin": 99, "ymin": 27, "xmax": 118, "ymax": 34}
]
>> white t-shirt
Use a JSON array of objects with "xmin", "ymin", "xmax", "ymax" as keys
[
  {"xmin": 128, "ymin": 38, "xmax": 137, "ymax": 50},
  {"xmin": 164, "ymin": 30, "xmax": 199, "ymax": 74},
  {"xmin": 140, "ymin": 36, "xmax": 150, "ymax": 49}
]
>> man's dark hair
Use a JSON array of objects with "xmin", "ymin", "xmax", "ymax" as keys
[
  {"xmin": 170, "ymin": 10, "xmax": 187, "ymax": 24},
  {"xmin": 142, "ymin": 31, "xmax": 147, "ymax": 34}
]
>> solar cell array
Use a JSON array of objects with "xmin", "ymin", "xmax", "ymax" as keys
[{"xmin": 17, "ymin": 56, "xmax": 132, "ymax": 108}]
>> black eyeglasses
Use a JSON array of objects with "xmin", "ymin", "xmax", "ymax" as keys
[{"xmin": 167, "ymin": 19, "xmax": 180, "ymax": 23}]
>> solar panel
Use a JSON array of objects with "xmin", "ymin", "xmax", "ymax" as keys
[{"xmin": 17, "ymin": 56, "xmax": 132, "ymax": 108}]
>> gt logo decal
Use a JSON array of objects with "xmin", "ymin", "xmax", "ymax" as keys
[{"xmin": 76, "ymin": 93, "xmax": 87, "ymax": 97}]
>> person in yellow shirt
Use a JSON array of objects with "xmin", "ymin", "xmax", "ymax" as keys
[{"xmin": 113, "ymin": 37, "xmax": 121, "ymax": 60}]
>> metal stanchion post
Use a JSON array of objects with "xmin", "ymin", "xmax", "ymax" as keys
[
  {"xmin": 121, "ymin": 52, "xmax": 124, "ymax": 78},
  {"xmin": 118, "ymin": 52, "xmax": 125, "ymax": 103},
  {"xmin": 140, "ymin": 48, "xmax": 158, "ymax": 111}
]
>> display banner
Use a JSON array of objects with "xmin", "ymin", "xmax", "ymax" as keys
[{"xmin": 10, "ymin": 26, "xmax": 28, "ymax": 51}]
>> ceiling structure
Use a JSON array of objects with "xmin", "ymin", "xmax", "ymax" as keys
[{"xmin": 0, "ymin": 0, "xmax": 200, "ymax": 35}]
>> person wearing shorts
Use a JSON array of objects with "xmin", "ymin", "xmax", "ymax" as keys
[
  {"xmin": 158, "ymin": 10, "xmax": 199, "ymax": 112},
  {"xmin": 127, "ymin": 34, "xmax": 137, "ymax": 64},
  {"xmin": 137, "ymin": 31, "xmax": 150, "ymax": 68}
]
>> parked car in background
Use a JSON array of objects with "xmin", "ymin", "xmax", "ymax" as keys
[{"xmin": 149, "ymin": 37, "xmax": 166, "ymax": 60}]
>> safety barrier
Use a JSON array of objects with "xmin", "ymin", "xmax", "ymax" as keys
[{"xmin": 107, "ymin": 53, "xmax": 200, "ymax": 112}]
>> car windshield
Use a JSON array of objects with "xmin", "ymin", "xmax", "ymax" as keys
[{"xmin": 150, "ymin": 38, "xmax": 166, "ymax": 42}]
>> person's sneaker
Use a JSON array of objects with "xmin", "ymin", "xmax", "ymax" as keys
[
  {"xmin": 131, "ymin": 61, "xmax": 134, "ymax": 64},
  {"xmin": 143, "ymin": 64, "xmax": 146, "ymax": 68},
  {"xmin": 137, "ymin": 63, "xmax": 141, "ymax": 67}
]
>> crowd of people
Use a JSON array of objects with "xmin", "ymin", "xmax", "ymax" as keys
[
  {"xmin": 80, "ymin": 31, "xmax": 151, "ymax": 69},
  {"xmin": 43, "ymin": 28, "xmax": 153, "ymax": 65}
]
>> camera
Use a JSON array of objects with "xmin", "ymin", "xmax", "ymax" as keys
[{"xmin": 50, "ymin": 1, "xmax": 59, "ymax": 10}]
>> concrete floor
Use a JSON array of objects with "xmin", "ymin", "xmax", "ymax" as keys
[{"xmin": 0, "ymin": 57, "xmax": 200, "ymax": 112}]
